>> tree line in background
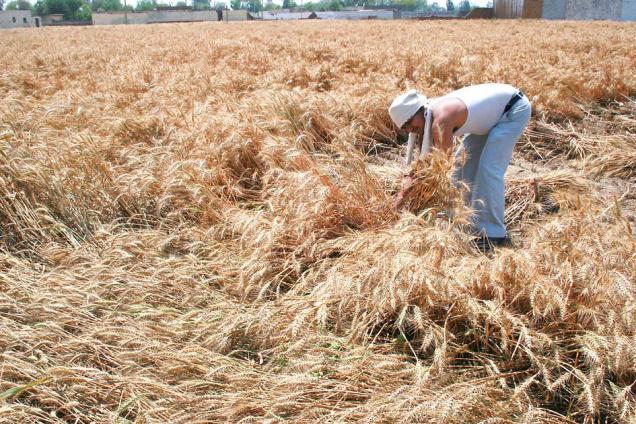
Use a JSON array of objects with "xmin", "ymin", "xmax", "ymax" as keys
[
  {"xmin": 1, "ymin": 0, "xmax": 473, "ymax": 20},
  {"xmin": 204, "ymin": 0, "xmax": 472, "ymax": 15},
  {"xmin": 0, "ymin": 0, "xmax": 214, "ymax": 19},
  {"xmin": 235, "ymin": 0, "xmax": 472, "ymax": 13}
]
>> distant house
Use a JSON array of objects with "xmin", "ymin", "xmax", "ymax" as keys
[
  {"xmin": 262, "ymin": 11, "xmax": 310, "ymax": 20},
  {"xmin": 262, "ymin": 9, "xmax": 397, "ymax": 20},
  {"xmin": 494, "ymin": 0, "xmax": 636, "ymax": 20},
  {"xmin": 41, "ymin": 14, "xmax": 65, "ymax": 25},
  {"xmin": 316, "ymin": 10, "xmax": 397, "ymax": 19},
  {"xmin": 92, "ymin": 9, "xmax": 251, "ymax": 25},
  {"xmin": 464, "ymin": 7, "xmax": 494, "ymax": 18},
  {"xmin": 0, "ymin": 10, "xmax": 37, "ymax": 29}
]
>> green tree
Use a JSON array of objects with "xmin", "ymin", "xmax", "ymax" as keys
[
  {"xmin": 135, "ymin": 0, "xmax": 154, "ymax": 9},
  {"xmin": 394, "ymin": 0, "xmax": 416, "ymax": 10},
  {"xmin": 327, "ymin": 0, "xmax": 340, "ymax": 10},
  {"xmin": 446, "ymin": 0, "xmax": 454, "ymax": 11},
  {"xmin": 193, "ymin": 0, "xmax": 210, "ymax": 9},
  {"xmin": 72, "ymin": 1, "xmax": 91, "ymax": 18},
  {"xmin": 230, "ymin": 0, "xmax": 240, "ymax": 9},
  {"xmin": 32, "ymin": 0, "xmax": 45, "ymax": 14},
  {"xmin": 282, "ymin": 0, "xmax": 296, "ymax": 8},
  {"xmin": 6, "ymin": 0, "xmax": 32, "ymax": 9},
  {"xmin": 64, "ymin": 0, "xmax": 84, "ymax": 15},
  {"xmin": 458, "ymin": 0, "xmax": 470, "ymax": 13},
  {"xmin": 100, "ymin": 0, "xmax": 122, "ymax": 10},
  {"xmin": 430, "ymin": 1, "xmax": 443, "ymax": 12},
  {"xmin": 414, "ymin": 0, "xmax": 428, "ymax": 11},
  {"xmin": 28, "ymin": 0, "xmax": 91, "ymax": 19},
  {"xmin": 308, "ymin": 0, "xmax": 320, "ymax": 10},
  {"xmin": 246, "ymin": 0, "xmax": 260, "ymax": 12},
  {"xmin": 43, "ymin": 0, "xmax": 66, "ymax": 13}
]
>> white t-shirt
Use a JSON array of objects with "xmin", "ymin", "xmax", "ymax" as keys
[
  {"xmin": 405, "ymin": 83, "xmax": 518, "ymax": 163},
  {"xmin": 436, "ymin": 83, "xmax": 518, "ymax": 136}
]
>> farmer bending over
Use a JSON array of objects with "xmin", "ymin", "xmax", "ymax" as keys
[{"xmin": 388, "ymin": 83, "xmax": 531, "ymax": 251}]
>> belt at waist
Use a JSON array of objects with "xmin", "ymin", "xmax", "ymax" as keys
[{"xmin": 503, "ymin": 90, "xmax": 524, "ymax": 114}]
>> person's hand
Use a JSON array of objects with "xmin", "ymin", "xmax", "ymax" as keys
[
  {"xmin": 393, "ymin": 175, "xmax": 413, "ymax": 210},
  {"xmin": 401, "ymin": 175, "xmax": 414, "ymax": 191},
  {"xmin": 393, "ymin": 192, "xmax": 404, "ymax": 210}
]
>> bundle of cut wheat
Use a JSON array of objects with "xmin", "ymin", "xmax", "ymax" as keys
[
  {"xmin": 505, "ymin": 170, "xmax": 589, "ymax": 228},
  {"xmin": 396, "ymin": 149, "xmax": 464, "ymax": 217}
]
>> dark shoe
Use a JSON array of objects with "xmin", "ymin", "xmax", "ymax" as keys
[
  {"xmin": 473, "ymin": 236, "xmax": 514, "ymax": 253},
  {"xmin": 490, "ymin": 236, "xmax": 514, "ymax": 248}
]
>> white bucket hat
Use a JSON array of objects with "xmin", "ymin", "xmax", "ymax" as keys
[{"xmin": 388, "ymin": 89, "xmax": 428, "ymax": 128}]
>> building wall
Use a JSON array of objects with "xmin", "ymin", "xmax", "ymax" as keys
[
  {"xmin": 522, "ymin": 0, "xmax": 543, "ymax": 17},
  {"xmin": 565, "ymin": 0, "xmax": 622, "ymax": 19},
  {"xmin": 494, "ymin": 0, "xmax": 543, "ymax": 17},
  {"xmin": 42, "ymin": 14, "xmax": 65, "ymax": 25},
  {"xmin": 494, "ymin": 0, "xmax": 525, "ymax": 18},
  {"xmin": 314, "ymin": 10, "xmax": 395, "ymax": 19},
  {"xmin": 0, "ymin": 10, "xmax": 34, "ymax": 29},
  {"xmin": 542, "ymin": 0, "xmax": 567, "ymax": 18},
  {"xmin": 622, "ymin": 0, "xmax": 636, "ymax": 19},
  {"xmin": 93, "ymin": 12, "xmax": 145, "ymax": 25},
  {"xmin": 92, "ymin": 10, "xmax": 248, "ymax": 25},
  {"xmin": 263, "ymin": 12, "xmax": 310, "ymax": 20},
  {"xmin": 264, "ymin": 10, "xmax": 394, "ymax": 20},
  {"xmin": 543, "ymin": 0, "xmax": 625, "ymax": 19},
  {"xmin": 221, "ymin": 10, "xmax": 249, "ymax": 20},
  {"xmin": 465, "ymin": 7, "xmax": 495, "ymax": 18}
]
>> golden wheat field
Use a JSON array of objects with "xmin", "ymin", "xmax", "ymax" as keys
[{"xmin": 0, "ymin": 19, "xmax": 635, "ymax": 423}]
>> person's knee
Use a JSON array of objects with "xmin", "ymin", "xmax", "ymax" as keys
[{"xmin": 477, "ymin": 162, "xmax": 506, "ymax": 182}]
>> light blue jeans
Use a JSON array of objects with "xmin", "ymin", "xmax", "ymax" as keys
[{"xmin": 451, "ymin": 96, "xmax": 532, "ymax": 238}]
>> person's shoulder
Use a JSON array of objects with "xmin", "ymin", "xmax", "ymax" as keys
[{"xmin": 432, "ymin": 98, "xmax": 464, "ymax": 120}]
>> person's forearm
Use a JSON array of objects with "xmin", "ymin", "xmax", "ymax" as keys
[
  {"xmin": 405, "ymin": 132, "xmax": 416, "ymax": 165},
  {"xmin": 394, "ymin": 174, "xmax": 413, "ymax": 209},
  {"xmin": 432, "ymin": 121, "xmax": 454, "ymax": 156},
  {"xmin": 441, "ymin": 132, "xmax": 453, "ymax": 156}
]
